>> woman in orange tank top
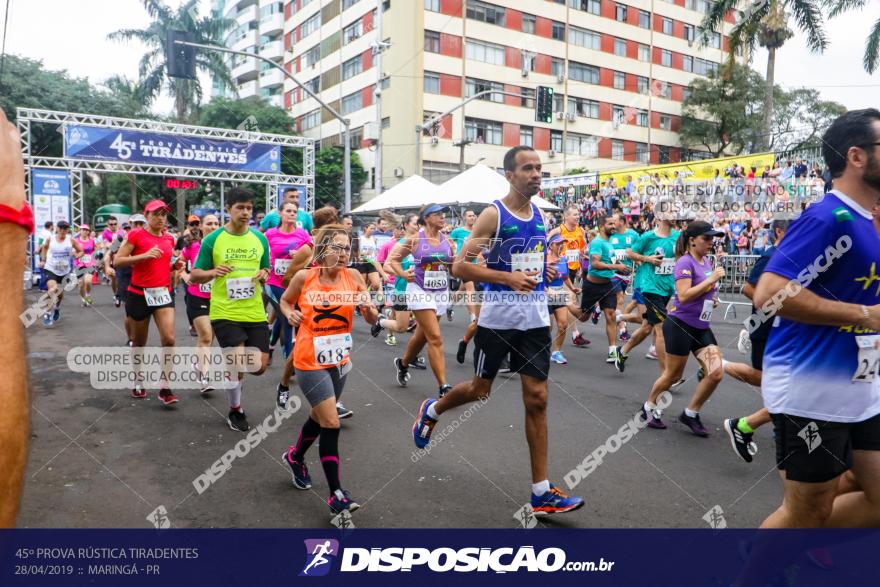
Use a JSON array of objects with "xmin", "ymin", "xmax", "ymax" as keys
[{"xmin": 279, "ymin": 225, "xmax": 378, "ymax": 516}]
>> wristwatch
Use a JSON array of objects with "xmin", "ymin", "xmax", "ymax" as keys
[{"xmin": 0, "ymin": 202, "xmax": 35, "ymax": 234}]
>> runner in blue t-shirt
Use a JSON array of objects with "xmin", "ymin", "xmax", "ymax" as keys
[{"xmin": 754, "ymin": 109, "xmax": 880, "ymax": 529}]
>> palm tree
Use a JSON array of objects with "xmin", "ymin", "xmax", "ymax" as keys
[
  {"xmin": 702, "ymin": 0, "xmax": 828, "ymax": 151},
  {"xmin": 826, "ymin": 0, "xmax": 880, "ymax": 73},
  {"xmin": 108, "ymin": 0, "xmax": 236, "ymax": 222}
]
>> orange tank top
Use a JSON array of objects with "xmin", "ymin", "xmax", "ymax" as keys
[
  {"xmin": 559, "ymin": 224, "xmax": 585, "ymax": 269},
  {"xmin": 293, "ymin": 267, "xmax": 357, "ymax": 371}
]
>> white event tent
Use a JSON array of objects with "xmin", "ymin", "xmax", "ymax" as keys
[
  {"xmin": 437, "ymin": 164, "xmax": 559, "ymax": 210},
  {"xmin": 350, "ymin": 174, "xmax": 440, "ymax": 214}
]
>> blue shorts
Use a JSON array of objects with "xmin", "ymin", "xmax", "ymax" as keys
[{"xmin": 632, "ymin": 288, "xmax": 645, "ymax": 305}]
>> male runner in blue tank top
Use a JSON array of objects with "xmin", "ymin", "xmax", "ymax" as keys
[{"xmin": 410, "ymin": 146, "xmax": 584, "ymax": 516}]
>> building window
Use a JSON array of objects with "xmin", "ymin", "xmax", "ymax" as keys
[
  {"xmin": 686, "ymin": 0, "xmax": 697, "ymax": 9},
  {"xmin": 521, "ymin": 51, "xmax": 537, "ymax": 72},
  {"xmin": 612, "ymin": 106, "xmax": 625, "ymax": 125},
  {"xmin": 465, "ymin": 39, "xmax": 505, "ymax": 65},
  {"xmin": 659, "ymin": 114, "xmax": 672, "ymax": 130},
  {"xmin": 425, "ymin": 30, "xmax": 441, "ymax": 53},
  {"xmin": 612, "ymin": 140, "xmax": 624, "ymax": 160},
  {"xmin": 260, "ymin": 3, "xmax": 283, "ymax": 21},
  {"xmin": 465, "ymin": 118, "xmax": 502, "ymax": 145},
  {"xmin": 424, "ymin": 72, "xmax": 440, "ymax": 94},
  {"xmin": 350, "ymin": 126, "xmax": 364, "ymax": 148},
  {"xmin": 639, "ymin": 10, "xmax": 651, "ymax": 29},
  {"xmin": 382, "ymin": 116, "xmax": 391, "ymax": 129},
  {"xmin": 637, "ymin": 75, "xmax": 649, "ymax": 94},
  {"xmin": 522, "ymin": 14, "xmax": 536, "ymax": 34},
  {"xmin": 656, "ymin": 81, "xmax": 672, "ymax": 98},
  {"xmin": 520, "ymin": 87, "xmax": 535, "ymax": 108},
  {"xmin": 638, "ymin": 44, "xmax": 650, "ymax": 62},
  {"xmin": 303, "ymin": 45, "xmax": 321, "ymax": 68},
  {"xmin": 342, "ymin": 92, "xmax": 361, "ymax": 115},
  {"xmin": 465, "ymin": 78, "xmax": 504, "ymax": 102},
  {"xmin": 683, "ymin": 87, "xmax": 691, "ymax": 101},
  {"xmin": 571, "ymin": 0, "xmax": 601, "ymax": 16},
  {"xmin": 661, "ymin": 49, "xmax": 672, "ymax": 67},
  {"xmin": 342, "ymin": 55, "xmax": 363, "ymax": 80},
  {"xmin": 301, "ymin": 109, "xmax": 320, "ymax": 130},
  {"xmin": 565, "ymin": 133, "xmax": 598, "ymax": 157},
  {"xmin": 704, "ymin": 30, "xmax": 721, "ymax": 49},
  {"xmin": 570, "ymin": 27, "xmax": 601, "ymax": 50},
  {"xmin": 684, "ymin": 24, "xmax": 695, "ymax": 42},
  {"xmin": 569, "ymin": 62, "xmax": 599, "ymax": 84},
  {"xmin": 613, "ymin": 71, "xmax": 625, "ymax": 90},
  {"xmin": 636, "ymin": 142, "xmax": 649, "ymax": 163},
  {"xmin": 520, "ymin": 126, "xmax": 534, "ymax": 147},
  {"xmin": 301, "ymin": 13, "xmax": 320, "ymax": 38},
  {"xmin": 343, "ymin": 0, "xmax": 361, "ymax": 9},
  {"xmin": 552, "ymin": 92, "xmax": 564, "ymax": 112},
  {"xmin": 694, "ymin": 57, "xmax": 718, "ymax": 75},
  {"xmin": 568, "ymin": 96, "xmax": 599, "ymax": 118},
  {"xmin": 552, "ymin": 22, "xmax": 566, "ymax": 41},
  {"xmin": 636, "ymin": 111, "xmax": 648, "ymax": 127},
  {"xmin": 551, "ymin": 58, "xmax": 565, "ymax": 77},
  {"xmin": 550, "ymin": 130, "xmax": 563, "ymax": 152},
  {"xmin": 662, "ymin": 17, "xmax": 673, "ymax": 35},
  {"xmin": 615, "ymin": 3, "xmax": 628, "ymax": 22},
  {"xmin": 466, "ymin": 0, "xmax": 506, "ymax": 26},
  {"xmin": 424, "ymin": 0, "xmax": 440, "ymax": 11},
  {"xmin": 682, "ymin": 55, "xmax": 693, "ymax": 72},
  {"xmin": 303, "ymin": 76, "xmax": 320, "ymax": 94},
  {"xmin": 659, "ymin": 145, "xmax": 670, "ymax": 163},
  {"xmin": 344, "ymin": 20, "xmax": 364, "ymax": 44},
  {"xmin": 614, "ymin": 38, "xmax": 627, "ymax": 56}
]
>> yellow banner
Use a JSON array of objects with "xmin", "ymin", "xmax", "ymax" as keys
[{"xmin": 601, "ymin": 152, "xmax": 776, "ymax": 187}]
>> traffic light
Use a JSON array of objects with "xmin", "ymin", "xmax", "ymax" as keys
[
  {"xmin": 166, "ymin": 30, "xmax": 196, "ymax": 80},
  {"xmin": 535, "ymin": 85, "xmax": 554, "ymax": 123}
]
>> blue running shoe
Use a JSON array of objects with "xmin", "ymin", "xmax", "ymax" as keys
[
  {"xmin": 283, "ymin": 448, "xmax": 312, "ymax": 489},
  {"xmin": 42, "ymin": 313, "xmax": 53, "ymax": 327},
  {"xmin": 52, "ymin": 307, "xmax": 61, "ymax": 322},
  {"xmin": 531, "ymin": 484, "xmax": 584, "ymax": 516},
  {"xmin": 327, "ymin": 489, "xmax": 360, "ymax": 514},
  {"xmin": 412, "ymin": 398, "xmax": 438, "ymax": 449},
  {"xmin": 550, "ymin": 351, "xmax": 567, "ymax": 364}
]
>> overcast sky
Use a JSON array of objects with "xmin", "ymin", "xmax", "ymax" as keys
[{"xmin": 2, "ymin": 0, "xmax": 877, "ymax": 115}]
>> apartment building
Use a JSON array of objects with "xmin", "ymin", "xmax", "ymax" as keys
[{"xmin": 271, "ymin": 0, "xmax": 741, "ymax": 198}]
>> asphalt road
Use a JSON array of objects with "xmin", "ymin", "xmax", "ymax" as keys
[{"xmin": 20, "ymin": 283, "xmax": 780, "ymax": 529}]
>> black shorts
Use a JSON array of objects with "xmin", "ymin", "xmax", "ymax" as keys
[
  {"xmin": 750, "ymin": 336, "xmax": 767, "ymax": 371},
  {"xmin": 548, "ymin": 305, "xmax": 567, "ymax": 314},
  {"xmin": 568, "ymin": 268, "xmax": 581, "ymax": 284},
  {"xmin": 353, "ymin": 262, "xmax": 378, "ymax": 275},
  {"xmin": 662, "ymin": 315, "xmax": 717, "ymax": 356},
  {"xmin": 125, "ymin": 289, "xmax": 175, "ymax": 322},
  {"xmin": 186, "ymin": 294, "xmax": 211, "ymax": 323},
  {"xmin": 772, "ymin": 412, "xmax": 880, "ymax": 483},
  {"xmin": 642, "ymin": 293, "xmax": 671, "ymax": 326},
  {"xmin": 390, "ymin": 291, "xmax": 408, "ymax": 312},
  {"xmin": 579, "ymin": 280, "xmax": 619, "ymax": 312},
  {"xmin": 212, "ymin": 320, "xmax": 271, "ymax": 353},
  {"xmin": 115, "ymin": 267, "xmax": 132, "ymax": 302},
  {"xmin": 43, "ymin": 270, "xmax": 70, "ymax": 284},
  {"xmin": 473, "ymin": 326, "xmax": 551, "ymax": 381}
]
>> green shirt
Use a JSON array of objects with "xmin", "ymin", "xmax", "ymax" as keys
[
  {"xmin": 393, "ymin": 237, "xmax": 414, "ymax": 295},
  {"xmin": 587, "ymin": 236, "xmax": 615, "ymax": 280},
  {"xmin": 260, "ymin": 209, "xmax": 313, "ymax": 233},
  {"xmin": 194, "ymin": 227, "xmax": 271, "ymax": 322},
  {"xmin": 449, "ymin": 226, "xmax": 470, "ymax": 251},
  {"xmin": 609, "ymin": 229, "xmax": 640, "ymax": 269},
  {"xmin": 631, "ymin": 229, "xmax": 679, "ymax": 296}
]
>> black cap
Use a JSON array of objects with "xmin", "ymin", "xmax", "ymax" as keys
[
  {"xmin": 685, "ymin": 220, "xmax": 724, "ymax": 239},
  {"xmin": 56, "ymin": 220, "xmax": 70, "ymax": 229}
]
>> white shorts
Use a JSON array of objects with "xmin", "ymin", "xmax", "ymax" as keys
[{"xmin": 406, "ymin": 282, "xmax": 448, "ymax": 315}]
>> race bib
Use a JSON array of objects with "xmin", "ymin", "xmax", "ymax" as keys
[
  {"xmin": 566, "ymin": 249, "xmax": 580, "ymax": 264},
  {"xmin": 547, "ymin": 285, "xmax": 567, "ymax": 305},
  {"xmin": 226, "ymin": 277, "xmax": 256, "ymax": 300},
  {"xmin": 423, "ymin": 270, "xmax": 448, "ymax": 290},
  {"xmin": 80, "ymin": 254, "xmax": 92, "ymax": 265},
  {"xmin": 274, "ymin": 258, "xmax": 292, "ymax": 276},
  {"xmin": 198, "ymin": 280, "xmax": 213, "ymax": 294},
  {"xmin": 699, "ymin": 299, "xmax": 714, "ymax": 322},
  {"xmin": 852, "ymin": 335, "xmax": 880, "ymax": 383},
  {"xmin": 657, "ymin": 258, "xmax": 675, "ymax": 275},
  {"xmin": 314, "ymin": 333, "xmax": 352, "ymax": 366},
  {"xmin": 511, "ymin": 252, "xmax": 543, "ymax": 280},
  {"xmin": 51, "ymin": 261, "xmax": 69, "ymax": 273},
  {"xmin": 613, "ymin": 249, "xmax": 629, "ymax": 263},
  {"xmin": 144, "ymin": 287, "xmax": 171, "ymax": 307}
]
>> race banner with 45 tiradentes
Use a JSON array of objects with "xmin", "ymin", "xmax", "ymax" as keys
[{"xmin": 63, "ymin": 124, "xmax": 281, "ymax": 174}]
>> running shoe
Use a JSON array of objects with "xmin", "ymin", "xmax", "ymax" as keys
[
  {"xmin": 407, "ymin": 319, "xmax": 417, "ymax": 333},
  {"xmin": 723, "ymin": 418, "xmax": 757, "ymax": 463},
  {"xmin": 199, "ymin": 376, "xmax": 214, "ymax": 395},
  {"xmin": 737, "ymin": 328, "xmax": 751, "ymax": 354},
  {"xmin": 697, "ymin": 366, "xmax": 705, "ymax": 382},
  {"xmin": 530, "ymin": 485, "xmax": 584, "ymax": 516},
  {"xmin": 409, "ymin": 356, "xmax": 427, "ymax": 370},
  {"xmin": 446, "ymin": 307, "xmax": 454, "ymax": 322},
  {"xmin": 394, "ymin": 357, "xmax": 411, "ymax": 387},
  {"xmin": 679, "ymin": 411, "xmax": 709, "ymax": 437},
  {"xmin": 438, "ymin": 384, "xmax": 452, "ymax": 398},
  {"xmin": 81, "ymin": 297, "xmax": 88, "ymax": 307},
  {"xmin": 412, "ymin": 398, "xmax": 438, "ymax": 449},
  {"xmin": 52, "ymin": 307, "xmax": 60, "ymax": 322},
  {"xmin": 42, "ymin": 313, "xmax": 53, "ymax": 327},
  {"xmin": 498, "ymin": 356, "xmax": 511, "ymax": 373},
  {"xmin": 639, "ymin": 406, "xmax": 666, "ymax": 429},
  {"xmin": 370, "ymin": 320, "xmax": 383, "ymax": 337},
  {"xmin": 131, "ymin": 385, "xmax": 146, "ymax": 399},
  {"xmin": 276, "ymin": 384, "xmax": 289, "ymax": 409},
  {"xmin": 227, "ymin": 409, "xmax": 250, "ymax": 432},
  {"xmin": 283, "ymin": 449, "xmax": 312, "ymax": 490},
  {"xmin": 590, "ymin": 305, "xmax": 601, "ymax": 324},
  {"xmin": 670, "ymin": 378, "xmax": 686, "ymax": 390},
  {"xmin": 337, "ymin": 402, "xmax": 353, "ymax": 419},
  {"xmin": 613, "ymin": 347, "xmax": 627, "ymax": 372},
  {"xmin": 158, "ymin": 389, "xmax": 179, "ymax": 406},
  {"xmin": 646, "ymin": 345, "xmax": 658, "ymax": 360},
  {"xmin": 550, "ymin": 351, "xmax": 568, "ymax": 365},
  {"xmin": 456, "ymin": 339, "xmax": 468, "ymax": 364},
  {"xmin": 189, "ymin": 325, "xmax": 197, "ymax": 337},
  {"xmin": 86, "ymin": 295, "xmax": 93, "ymax": 306},
  {"xmin": 385, "ymin": 333, "xmax": 397, "ymax": 346},
  {"xmin": 114, "ymin": 296, "xmax": 121, "ymax": 308},
  {"xmin": 606, "ymin": 349, "xmax": 617, "ymax": 364},
  {"xmin": 327, "ymin": 489, "xmax": 360, "ymax": 514},
  {"xmin": 571, "ymin": 333, "xmax": 590, "ymax": 347},
  {"xmin": 619, "ymin": 329, "xmax": 631, "ymax": 342}
]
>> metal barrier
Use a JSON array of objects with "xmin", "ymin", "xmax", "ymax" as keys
[{"xmin": 707, "ymin": 254, "xmax": 760, "ymax": 320}]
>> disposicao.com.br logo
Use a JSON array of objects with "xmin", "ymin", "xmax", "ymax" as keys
[{"xmin": 300, "ymin": 541, "xmax": 614, "ymax": 575}]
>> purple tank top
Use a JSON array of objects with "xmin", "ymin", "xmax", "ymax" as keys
[{"xmin": 413, "ymin": 230, "xmax": 453, "ymax": 290}]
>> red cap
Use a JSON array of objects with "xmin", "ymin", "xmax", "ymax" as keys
[
  {"xmin": 187, "ymin": 214, "xmax": 200, "ymax": 223},
  {"xmin": 144, "ymin": 200, "xmax": 171, "ymax": 214}
]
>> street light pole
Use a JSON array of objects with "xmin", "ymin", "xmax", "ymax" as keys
[{"xmin": 174, "ymin": 40, "xmax": 353, "ymax": 211}]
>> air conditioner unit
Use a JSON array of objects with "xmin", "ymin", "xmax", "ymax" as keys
[
  {"xmin": 556, "ymin": 111, "xmax": 565, "ymax": 120},
  {"xmin": 557, "ymin": 72, "xmax": 565, "ymax": 83},
  {"xmin": 393, "ymin": 167, "xmax": 404, "ymax": 178},
  {"xmin": 431, "ymin": 136, "xmax": 439, "ymax": 146},
  {"xmin": 548, "ymin": 150, "xmax": 556, "ymax": 158},
  {"xmin": 565, "ymin": 112, "xmax": 576, "ymax": 122}
]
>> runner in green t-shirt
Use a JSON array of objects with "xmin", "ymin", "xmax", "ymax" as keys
[
  {"xmin": 191, "ymin": 187, "xmax": 271, "ymax": 433},
  {"xmin": 449, "ymin": 209, "xmax": 479, "ymax": 327},
  {"xmin": 608, "ymin": 213, "xmax": 640, "ymax": 342}
]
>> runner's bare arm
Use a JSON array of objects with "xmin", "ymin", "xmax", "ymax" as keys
[
  {"xmin": 755, "ymin": 272, "xmax": 880, "ymax": 329},
  {"xmin": 72, "ymin": 239, "xmax": 84, "ymax": 258},
  {"xmin": 348, "ymin": 268, "xmax": 378, "ymax": 324},
  {"xmin": 280, "ymin": 269, "xmax": 307, "ymax": 325},
  {"xmin": 281, "ymin": 244, "xmax": 314, "ymax": 288},
  {"xmin": 386, "ymin": 236, "xmax": 416, "ymax": 278},
  {"xmin": 113, "ymin": 241, "xmax": 158, "ymax": 268}
]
